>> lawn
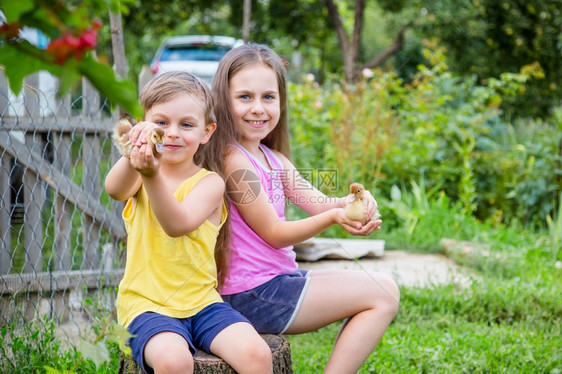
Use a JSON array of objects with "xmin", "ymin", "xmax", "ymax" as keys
[{"xmin": 285, "ymin": 200, "xmax": 562, "ymax": 373}]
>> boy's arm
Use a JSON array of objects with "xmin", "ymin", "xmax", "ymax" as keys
[
  {"xmin": 225, "ymin": 150, "xmax": 378, "ymax": 249},
  {"xmin": 142, "ymin": 172, "xmax": 224, "ymax": 238},
  {"xmin": 104, "ymin": 157, "xmax": 142, "ymax": 201}
]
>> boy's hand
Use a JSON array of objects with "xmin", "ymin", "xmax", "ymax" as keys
[{"xmin": 128, "ymin": 121, "xmax": 163, "ymax": 177}]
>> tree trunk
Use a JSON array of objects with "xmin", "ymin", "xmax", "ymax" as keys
[
  {"xmin": 323, "ymin": 0, "xmax": 353, "ymax": 83},
  {"xmin": 118, "ymin": 334, "xmax": 293, "ymax": 373},
  {"xmin": 243, "ymin": 0, "xmax": 252, "ymax": 44},
  {"xmin": 323, "ymin": 0, "xmax": 409, "ymax": 84},
  {"xmin": 108, "ymin": 9, "xmax": 129, "ymax": 118}
]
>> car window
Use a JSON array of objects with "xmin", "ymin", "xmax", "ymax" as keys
[{"xmin": 160, "ymin": 44, "xmax": 231, "ymax": 62}]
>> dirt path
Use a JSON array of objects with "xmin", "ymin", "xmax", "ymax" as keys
[{"xmin": 299, "ymin": 249, "xmax": 475, "ymax": 288}]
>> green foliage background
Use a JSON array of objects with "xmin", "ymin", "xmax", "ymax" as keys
[
  {"xmin": 412, "ymin": 0, "xmax": 562, "ymax": 118},
  {"xmin": 289, "ymin": 41, "xmax": 561, "ymax": 229}
]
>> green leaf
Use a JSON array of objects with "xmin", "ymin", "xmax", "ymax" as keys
[
  {"xmin": 79, "ymin": 339, "xmax": 110, "ymax": 368},
  {"xmin": 107, "ymin": 323, "xmax": 135, "ymax": 354},
  {"xmin": 78, "ymin": 56, "xmax": 143, "ymax": 118},
  {"xmin": 0, "ymin": 0, "xmax": 35, "ymax": 22},
  {"xmin": 43, "ymin": 366, "xmax": 65, "ymax": 374},
  {"xmin": 0, "ymin": 44, "xmax": 45, "ymax": 94},
  {"xmin": 57, "ymin": 60, "xmax": 81, "ymax": 97}
]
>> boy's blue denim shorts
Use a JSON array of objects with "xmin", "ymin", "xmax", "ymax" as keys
[
  {"xmin": 127, "ymin": 302, "xmax": 250, "ymax": 374},
  {"xmin": 222, "ymin": 269, "xmax": 310, "ymax": 334}
]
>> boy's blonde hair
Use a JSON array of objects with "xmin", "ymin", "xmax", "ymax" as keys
[
  {"xmin": 140, "ymin": 71, "xmax": 216, "ymax": 126},
  {"xmin": 139, "ymin": 71, "xmax": 231, "ymax": 287}
]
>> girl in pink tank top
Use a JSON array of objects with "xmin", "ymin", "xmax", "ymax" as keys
[{"xmin": 204, "ymin": 43, "xmax": 400, "ymax": 373}]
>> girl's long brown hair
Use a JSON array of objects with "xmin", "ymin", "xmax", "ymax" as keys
[
  {"xmin": 207, "ymin": 43, "xmax": 291, "ymax": 161},
  {"xmin": 140, "ymin": 71, "xmax": 231, "ymax": 288}
]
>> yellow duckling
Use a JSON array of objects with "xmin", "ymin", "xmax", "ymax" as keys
[
  {"xmin": 344, "ymin": 183, "xmax": 381, "ymax": 225},
  {"xmin": 112, "ymin": 118, "xmax": 165, "ymax": 158},
  {"xmin": 345, "ymin": 183, "xmax": 367, "ymax": 224}
]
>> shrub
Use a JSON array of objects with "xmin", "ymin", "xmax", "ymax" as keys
[{"xmin": 288, "ymin": 41, "xmax": 560, "ymax": 227}]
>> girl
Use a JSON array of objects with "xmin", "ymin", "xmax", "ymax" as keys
[
  {"xmin": 105, "ymin": 71, "xmax": 272, "ymax": 374},
  {"xmin": 206, "ymin": 44, "xmax": 400, "ymax": 374}
]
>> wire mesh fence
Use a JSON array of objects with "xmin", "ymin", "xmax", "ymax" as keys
[{"xmin": 0, "ymin": 70, "xmax": 126, "ymax": 344}]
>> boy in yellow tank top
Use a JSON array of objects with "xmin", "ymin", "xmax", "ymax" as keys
[{"xmin": 105, "ymin": 72, "xmax": 272, "ymax": 374}]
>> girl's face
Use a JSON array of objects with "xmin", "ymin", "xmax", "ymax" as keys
[
  {"xmin": 228, "ymin": 63, "xmax": 280, "ymax": 146},
  {"xmin": 146, "ymin": 93, "xmax": 215, "ymax": 166}
]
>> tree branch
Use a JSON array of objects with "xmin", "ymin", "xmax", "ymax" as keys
[
  {"xmin": 351, "ymin": 0, "xmax": 365, "ymax": 66},
  {"xmin": 362, "ymin": 23, "xmax": 410, "ymax": 70}
]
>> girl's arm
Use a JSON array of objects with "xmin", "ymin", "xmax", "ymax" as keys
[
  {"xmin": 278, "ymin": 153, "xmax": 345, "ymax": 215},
  {"xmin": 143, "ymin": 172, "xmax": 224, "ymax": 238},
  {"xmin": 225, "ymin": 149, "xmax": 378, "ymax": 249},
  {"xmin": 104, "ymin": 156, "xmax": 142, "ymax": 201},
  {"xmin": 277, "ymin": 152, "xmax": 380, "ymax": 221}
]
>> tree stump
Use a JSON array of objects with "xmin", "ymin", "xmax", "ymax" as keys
[{"xmin": 118, "ymin": 334, "xmax": 293, "ymax": 373}]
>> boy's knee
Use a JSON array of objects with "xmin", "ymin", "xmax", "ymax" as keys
[
  {"xmin": 239, "ymin": 338, "xmax": 273, "ymax": 371},
  {"xmin": 151, "ymin": 351, "xmax": 194, "ymax": 373}
]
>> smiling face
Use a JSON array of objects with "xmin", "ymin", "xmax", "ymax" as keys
[
  {"xmin": 145, "ymin": 93, "xmax": 216, "ymax": 167},
  {"xmin": 228, "ymin": 63, "xmax": 281, "ymax": 148}
]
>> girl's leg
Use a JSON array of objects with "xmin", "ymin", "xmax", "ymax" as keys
[
  {"xmin": 210, "ymin": 322, "xmax": 273, "ymax": 374},
  {"xmin": 144, "ymin": 331, "xmax": 194, "ymax": 374},
  {"xmin": 285, "ymin": 269, "xmax": 400, "ymax": 374}
]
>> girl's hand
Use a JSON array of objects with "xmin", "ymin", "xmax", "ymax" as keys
[
  {"xmin": 334, "ymin": 208, "xmax": 381, "ymax": 236},
  {"xmin": 362, "ymin": 189, "xmax": 380, "ymax": 222},
  {"xmin": 342, "ymin": 188, "xmax": 380, "ymax": 224}
]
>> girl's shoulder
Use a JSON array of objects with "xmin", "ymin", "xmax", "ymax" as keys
[
  {"xmin": 267, "ymin": 148, "xmax": 294, "ymax": 170},
  {"xmin": 224, "ymin": 145, "xmax": 255, "ymax": 171}
]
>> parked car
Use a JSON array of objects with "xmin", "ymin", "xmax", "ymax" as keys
[{"xmin": 148, "ymin": 35, "xmax": 243, "ymax": 87}]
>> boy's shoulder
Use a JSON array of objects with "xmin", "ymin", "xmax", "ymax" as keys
[{"xmin": 197, "ymin": 169, "xmax": 225, "ymax": 187}]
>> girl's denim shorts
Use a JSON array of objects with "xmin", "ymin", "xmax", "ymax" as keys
[{"xmin": 222, "ymin": 269, "xmax": 310, "ymax": 334}]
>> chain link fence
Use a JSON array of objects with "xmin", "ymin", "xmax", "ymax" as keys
[{"xmin": 0, "ymin": 70, "xmax": 126, "ymax": 344}]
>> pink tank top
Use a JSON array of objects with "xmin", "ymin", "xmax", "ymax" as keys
[{"xmin": 220, "ymin": 143, "xmax": 299, "ymax": 295}]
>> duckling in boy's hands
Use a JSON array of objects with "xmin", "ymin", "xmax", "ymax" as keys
[
  {"xmin": 112, "ymin": 119, "xmax": 165, "ymax": 158},
  {"xmin": 344, "ymin": 183, "xmax": 381, "ymax": 225}
]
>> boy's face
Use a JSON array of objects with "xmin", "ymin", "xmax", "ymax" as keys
[
  {"xmin": 229, "ymin": 63, "xmax": 280, "ymax": 145},
  {"xmin": 145, "ymin": 93, "xmax": 216, "ymax": 166}
]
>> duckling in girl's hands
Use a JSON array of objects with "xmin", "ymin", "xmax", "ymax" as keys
[
  {"xmin": 344, "ymin": 183, "xmax": 381, "ymax": 225},
  {"xmin": 112, "ymin": 119, "xmax": 165, "ymax": 158}
]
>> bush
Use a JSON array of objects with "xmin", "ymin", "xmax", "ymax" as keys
[{"xmin": 288, "ymin": 41, "xmax": 561, "ymax": 228}]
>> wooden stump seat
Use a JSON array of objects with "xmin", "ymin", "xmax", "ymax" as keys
[{"xmin": 118, "ymin": 334, "xmax": 293, "ymax": 373}]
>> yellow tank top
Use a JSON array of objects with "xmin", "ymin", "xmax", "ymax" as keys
[{"xmin": 117, "ymin": 168, "xmax": 226, "ymax": 327}]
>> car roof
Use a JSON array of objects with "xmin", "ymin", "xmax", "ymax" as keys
[{"xmin": 160, "ymin": 35, "xmax": 242, "ymax": 48}]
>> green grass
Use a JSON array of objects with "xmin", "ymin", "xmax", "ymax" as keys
[
  {"xmin": 287, "ymin": 245, "xmax": 561, "ymax": 372},
  {"xmin": 285, "ymin": 186, "xmax": 561, "ymax": 373},
  {"xmin": 287, "ymin": 279, "xmax": 561, "ymax": 373}
]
